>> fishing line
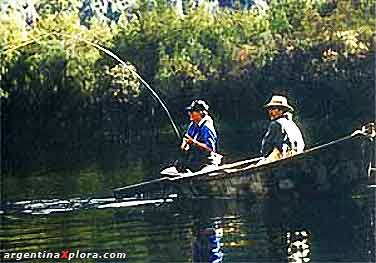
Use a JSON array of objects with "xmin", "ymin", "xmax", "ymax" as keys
[
  {"xmin": 73, "ymin": 36, "xmax": 182, "ymax": 140},
  {"xmin": 1, "ymin": 32, "xmax": 182, "ymax": 141}
]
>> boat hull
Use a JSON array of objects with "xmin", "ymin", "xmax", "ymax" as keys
[
  {"xmin": 113, "ymin": 131, "xmax": 374, "ymax": 199},
  {"xmin": 173, "ymin": 133, "xmax": 374, "ymax": 198}
]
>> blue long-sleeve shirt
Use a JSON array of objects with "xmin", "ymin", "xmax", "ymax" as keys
[
  {"xmin": 186, "ymin": 119, "xmax": 217, "ymax": 152},
  {"xmin": 185, "ymin": 116, "xmax": 218, "ymax": 170}
]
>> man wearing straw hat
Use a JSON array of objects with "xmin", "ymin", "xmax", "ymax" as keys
[{"xmin": 259, "ymin": 95, "xmax": 305, "ymax": 164}]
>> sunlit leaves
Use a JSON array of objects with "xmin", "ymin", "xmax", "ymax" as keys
[
  {"xmin": 0, "ymin": 7, "xmax": 139, "ymax": 99},
  {"xmin": 37, "ymin": 0, "xmax": 81, "ymax": 16},
  {"xmin": 0, "ymin": 0, "xmax": 374, "ymax": 99},
  {"xmin": 106, "ymin": 63, "xmax": 140, "ymax": 102},
  {"xmin": 335, "ymin": 30, "xmax": 369, "ymax": 57}
]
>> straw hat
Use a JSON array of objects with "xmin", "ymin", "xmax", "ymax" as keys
[{"xmin": 264, "ymin": 95, "xmax": 294, "ymax": 112}]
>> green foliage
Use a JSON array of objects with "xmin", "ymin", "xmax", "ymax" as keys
[
  {"xmin": 1, "ymin": 10, "xmax": 123, "ymax": 99},
  {"xmin": 36, "ymin": 0, "xmax": 82, "ymax": 16},
  {"xmin": 0, "ymin": 0, "xmax": 372, "ymax": 123},
  {"xmin": 1, "ymin": 0, "xmax": 374, "ymax": 99},
  {"xmin": 106, "ymin": 63, "xmax": 140, "ymax": 102}
]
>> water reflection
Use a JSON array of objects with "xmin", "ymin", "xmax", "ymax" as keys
[
  {"xmin": 0, "ymin": 191, "xmax": 374, "ymax": 262},
  {"xmin": 262, "ymin": 191, "xmax": 375, "ymax": 263},
  {"xmin": 2, "ymin": 197, "xmax": 175, "ymax": 215},
  {"xmin": 193, "ymin": 224, "xmax": 223, "ymax": 263},
  {"xmin": 287, "ymin": 230, "xmax": 310, "ymax": 263}
]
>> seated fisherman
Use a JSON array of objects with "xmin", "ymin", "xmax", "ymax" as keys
[
  {"xmin": 180, "ymin": 100, "xmax": 221, "ymax": 171},
  {"xmin": 260, "ymin": 95, "xmax": 305, "ymax": 164}
]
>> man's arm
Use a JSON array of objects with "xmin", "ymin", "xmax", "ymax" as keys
[
  {"xmin": 185, "ymin": 124, "xmax": 217, "ymax": 152},
  {"xmin": 181, "ymin": 122, "xmax": 196, "ymax": 151},
  {"xmin": 185, "ymin": 134, "xmax": 213, "ymax": 153}
]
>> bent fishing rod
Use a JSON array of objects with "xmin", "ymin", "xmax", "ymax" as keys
[{"xmin": 2, "ymin": 32, "xmax": 182, "ymax": 141}]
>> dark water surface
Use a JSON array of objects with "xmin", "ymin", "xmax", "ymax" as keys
[
  {"xmin": 1, "ymin": 193, "xmax": 375, "ymax": 262},
  {"xmin": 1, "ymin": 140, "xmax": 375, "ymax": 263}
]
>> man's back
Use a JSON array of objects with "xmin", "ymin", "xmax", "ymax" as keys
[{"xmin": 275, "ymin": 117, "xmax": 305, "ymax": 154}]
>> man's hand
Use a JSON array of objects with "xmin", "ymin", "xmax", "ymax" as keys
[
  {"xmin": 180, "ymin": 137, "xmax": 190, "ymax": 151},
  {"xmin": 185, "ymin": 135, "xmax": 196, "ymax": 145},
  {"xmin": 185, "ymin": 135, "xmax": 213, "ymax": 153}
]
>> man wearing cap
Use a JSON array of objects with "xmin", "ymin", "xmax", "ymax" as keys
[
  {"xmin": 260, "ymin": 95, "xmax": 305, "ymax": 163},
  {"xmin": 180, "ymin": 100, "xmax": 221, "ymax": 171}
]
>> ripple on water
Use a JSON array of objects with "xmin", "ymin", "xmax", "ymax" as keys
[{"xmin": 0, "ymin": 195, "xmax": 374, "ymax": 262}]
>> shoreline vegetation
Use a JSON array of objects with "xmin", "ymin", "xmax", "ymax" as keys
[{"xmin": 1, "ymin": 0, "xmax": 374, "ymax": 174}]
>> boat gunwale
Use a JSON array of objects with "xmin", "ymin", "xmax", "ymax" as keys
[{"xmin": 113, "ymin": 132, "xmax": 372, "ymax": 195}]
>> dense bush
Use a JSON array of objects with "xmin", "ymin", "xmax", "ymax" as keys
[{"xmin": 1, "ymin": 0, "xmax": 374, "ymax": 97}]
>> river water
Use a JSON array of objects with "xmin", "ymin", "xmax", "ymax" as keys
[{"xmin": 1, "ymin": 138, "xmax": 375, "ymax": 262}]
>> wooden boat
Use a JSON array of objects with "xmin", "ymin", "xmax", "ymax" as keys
[{"xmin": 113, "ymin": 123, "xmax": 375, "ymax": 199}]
